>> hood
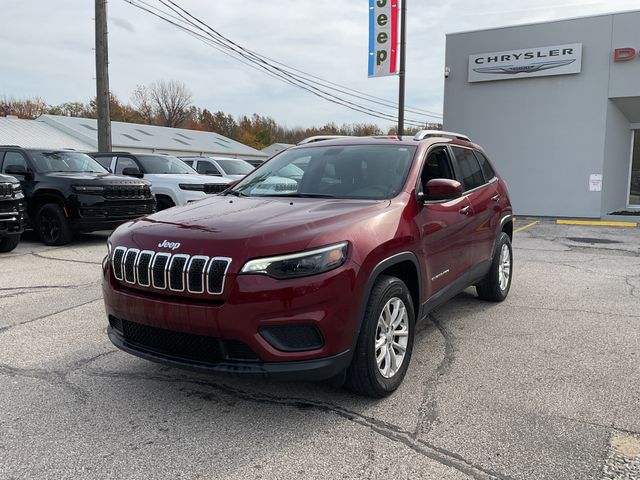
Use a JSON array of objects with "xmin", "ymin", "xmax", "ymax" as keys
[
  {"xmin": 44, "ymin": 172, "xmax": 148, "ymax": 186},
  {"xmin": 144, "ymin": 173, "xmax": 229, "ymax": 185},
  {"xmin": 0, "ymin": 174, "xmax": 19, "ymax": 184},
  {"xmin": 111, "ymin": 195, "xmax": 395, "ymax": 264}
]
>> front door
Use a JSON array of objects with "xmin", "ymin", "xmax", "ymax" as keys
[
  {"xmin": 415, "ymin": 146, "xmax": 474, "ymax": 297},
  {"xmin": 629, "ymin": 130, "xmax": 640, "ymax": 207}
]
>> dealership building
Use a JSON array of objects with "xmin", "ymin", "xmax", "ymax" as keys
[{"xmin": 443, "ymin": 10, "xmax": 640, "ymax": 220}]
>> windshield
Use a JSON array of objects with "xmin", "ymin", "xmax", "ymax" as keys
[
  {"xmin": 31, "ymin": 152, "xmax": 108, "ymax": 174},
  {"xmin": 137, "ymin": 155, "xmax": 197, "ymax": 175},
  {"xmin": 231, "ymin": 145, "xmax": 416, "ymax": 200},
  {"xmin": 215, "ymin": 159, "xmax": 254, "ymax": 175}
]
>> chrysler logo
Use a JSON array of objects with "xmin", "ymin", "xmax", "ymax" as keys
[
  {"xmin": 473, "ymin": 59, "xmax": 575, "ymax": 75},
  {"xmin": 158, "ymin": 240, "xmax": 181, "ymax": 250}
]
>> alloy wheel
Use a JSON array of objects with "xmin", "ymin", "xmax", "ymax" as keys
[
  {"xmin": 375, "ymin": 297, "xmax": 409, "ymax": 379},
  {"xmin": 498, "ymin": 243, "xmax": 511, "ymax": 291}
]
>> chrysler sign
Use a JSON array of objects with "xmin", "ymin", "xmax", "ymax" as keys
[{"xmin": 468, "ymin": 43, "xmax": 582, "ymax": 83}]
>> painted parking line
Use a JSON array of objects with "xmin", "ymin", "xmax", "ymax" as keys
[
  {"xmin": 514, "ymin": 220, "xmax": 540, "ymax": 234},
  {"xmin": 556, "ymin": 219, "xmax": 637, "ymax": 227}
]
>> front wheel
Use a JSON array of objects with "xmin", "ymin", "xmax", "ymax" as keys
[
  {"xmin": 346, "ymin": 275, "xmax": 415, "ymax": 397},
  {"xmin": 0, "ymin": 234, "xmax": 21, "ymax": 252},
  {"xmin": 35, "ymin": 203, "xmax": 73, "ymax": 246},
  {"xmin": 476, "ymin": 232, "xmax": 513, "ymax": 302}
]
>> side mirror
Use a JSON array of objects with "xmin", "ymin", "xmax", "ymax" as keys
[
  {"xmin": 5, "ymin": 164, "xmax": 28, "ymax": 176},
  {"xmin": 122, "ymin": 167, "xmax": 143, "ymax": 178},
  {"xmin": 418, "ymin": 178, "xmax": 463, "ymax": 202}
]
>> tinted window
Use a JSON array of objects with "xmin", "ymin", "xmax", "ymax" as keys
[
  {"xmin": 233, "ymin": 145, "xmax": 416, "ymax": 200},
  {"xmin": 474, "ymin": 151, "xmax": 496, "ymax": 182},
  {"xmin": 181, "ymin": 159, "xmax": 194, "ymax": 167},
  {"xmin": 30, "ymin": 151, "xmax": 107, "ymax": 173},
  {"xmin": 94, "ymin": 156, "xmax": 113, "ymax": 170},
  {"xmin": 196, "ymin": 160, "xmax": 221, "ymax": 175},
  {"xmin": 420, "ymin": 148, "xmax": 454, "ymax": 192},
  {"xmin": 2, "ymin": 151, "xmax": 29, "ymax": 173},
  {"xmin": 451, "ymin": 147, "xmax": 485, "ymax": 191},
  {"xmin": 115, "ymin": 157, "xmax": 139, "ymax": 175}
]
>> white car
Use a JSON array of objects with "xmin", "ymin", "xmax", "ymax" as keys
[
  {"xmin": 179, "ymin": 156, "xmax": 255, "ymax": 182},
  {"xmin": 91, "ymin": 153, "xmax": 230, "ymax": 210}
]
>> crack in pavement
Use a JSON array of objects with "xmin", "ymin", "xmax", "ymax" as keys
[
  {"xmin": 0, "ymin": 297, "xmax": 103, "ymax": 334},
  {"xmin": 0, "ymin": 282, "xmax": 101, "ymax": 300},
  {"xmin": 413, "ymin": 311, "xmax": 456, "ymax": 440},
  {"xmin": 81, "ymin": 368, "xmax": 510, "ymax": 480},
  {"xmin": 31, "ymin": 252, "xmax": 102, "ymax": 265},
  {"xmin": 505, "ymin": 303, "xmax": 640, "ymax": 319}
]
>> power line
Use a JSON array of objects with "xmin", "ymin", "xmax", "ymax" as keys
[{"xmin": 124, "ymin": 0, "xmax": 442, "ymax": 126}]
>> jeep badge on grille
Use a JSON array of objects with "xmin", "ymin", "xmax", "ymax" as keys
[{"xmin": 158, "ymin": 240, "xmax": 181, "ymax": 250}]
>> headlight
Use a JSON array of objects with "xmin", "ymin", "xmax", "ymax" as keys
[
  {"xmin": 11, "ymin": 183, "xmax": 21, "ymax": 193},
  {"xmin": 240, "ymin": 242, "xmax": 348, "ymax": 279},
  {"xmin": 179, "ymin": 184, "xmax": 205, "ymax": 191},
  {"xmin": 72, "ymin": 185, "xmax": 104, "ymax": 194}
]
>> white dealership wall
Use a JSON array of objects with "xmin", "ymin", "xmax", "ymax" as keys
[{"xmin": 443, "ymin": 10, "xmax": 640, "ymax": 218}]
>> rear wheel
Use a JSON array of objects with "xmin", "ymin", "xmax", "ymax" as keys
[
  {"xmin": 476, "ymin": 232, "xmax": 512, "ymax": 302},
  {"xmin": 35, "ymin": 203, "xmax": 73, "ymax": 246},
  {"xmin": 346, "ymin": 275, "xmax": 415, "ymax": 397},
  {"xmin": 0, "ymin": 234, "xmax": 20, "ymax": 252}
]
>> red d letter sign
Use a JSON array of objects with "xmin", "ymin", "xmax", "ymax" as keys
[{"xmin": 614, "ymin": 48, "xmax": 636, "ymax": 62}]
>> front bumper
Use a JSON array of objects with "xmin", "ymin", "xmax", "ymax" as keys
[
  {"xmin": 0, "ymin": 198, "xmax": 26, "ymax": 235},
  {"xmin": 107, "ymin": 326, "xmax": 351, "ymax": 381},
  {"xmin": 69, "ymin": 195, "xmax": 156, "ymax": 232},
  {"xmin": 102, "ymin": 258, "xmax": 363, "ymax": 380}
]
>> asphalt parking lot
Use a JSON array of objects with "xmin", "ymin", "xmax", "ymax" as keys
[{"xmin": 1, "ymin": 221, "xmax": 639, "ymax": 480}]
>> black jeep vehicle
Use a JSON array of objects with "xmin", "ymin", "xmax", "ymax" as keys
[
  {"xmin": 0, "ymin": 147, "xmax": 156, "ymax": 246},
  {"xmin": 0, "ymin": 174, "xmax": 26, "ymax": 252}
]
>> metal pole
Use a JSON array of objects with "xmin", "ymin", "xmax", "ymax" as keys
[
  {"xmin": 397, "ymin": 0, "xmax": 407, "ymax": 137},
  {"xmin": 95, "ymin": 0, "xmax": 112, "ymax": 151}
]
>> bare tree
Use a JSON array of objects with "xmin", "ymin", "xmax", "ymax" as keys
[
  {"xmin": 0, "ymin": 96, "xmax": 49, "ymax": 119},
  {"xmin": 149, "ymin": 80, "xmax": 192, "ymax": 127},
  {"xmin": 130, "ymin": 85, "xmax": 154, "ymax": 124}
]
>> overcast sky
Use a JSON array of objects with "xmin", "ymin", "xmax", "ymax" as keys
[{"xmin": 0, "ymin": 0, "xmax": 638, "ymax": 129}]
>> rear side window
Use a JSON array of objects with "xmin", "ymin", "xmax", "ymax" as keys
[
  {"xmin": 474, "ymin": 151, "xmax": 496, "ymax": 182},
  {"xmin": 451, "ymin": 147, "xmax": 485, "ymax": 191}
]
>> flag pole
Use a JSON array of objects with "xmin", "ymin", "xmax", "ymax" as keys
[{"xmin": 397, "ymin": 0, "xmax": 407, "ymax": 137}]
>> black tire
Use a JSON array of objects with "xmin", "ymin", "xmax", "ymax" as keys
[
  {"xmin": 156, "ymin": 196, "xmax": 175, "ymax": 211},
  {"xmin": 346, "ymin": 275, "xmax": 415, "ymax": 398},
  {"xmin": 476, "ymin": 232, "xmax": 513, "ymax": 302},
  {"xmin": 0, "ymin": 234, "xmax": 20, "ymax": 252},
  {"xmin": 35, "ymin": 203, "xmax": 73, "ymax": 246}
]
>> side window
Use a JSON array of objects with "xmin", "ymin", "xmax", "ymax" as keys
[
  {"xmin": 197, "ymin": 160, "xmax": 220, "ymax": 175},
  {"xmin": 94, "ymin": 156, "xmax": 113, "ymax": 171},
  {"xmin": 419, "ymin": 147, "xmax": 455, "ymax": 192},
  {"xmin": 182, "ymin": 159, "xmax": 194, "ymax": 167},
  {"xmin": 2, "ymin": 151, "xmax": 29, "ymax": 173},
  {"xmin": 474, "ymin": 151, "xmax": 496, "ymax": 182},
  {"xmin": 451, "ymin": 147, "xmax": 485, "ymax": 191},
  {"xmin": 115, "ymin": 156, "xmax": 138, "ymax": 175}
]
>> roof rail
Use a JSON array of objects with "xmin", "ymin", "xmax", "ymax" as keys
[
  {"xmin": 296, "ymin": 135, "xmax": 353, "ymax": 145},
  {"xmin": 413, "ymin": 130, "xmax": 471, "ymax": 142}
]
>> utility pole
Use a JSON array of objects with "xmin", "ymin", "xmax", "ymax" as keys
[
  {"xmin": 397, "ymin": 0, "xmax": 407, "ymax": 137},
  {"xmin": 95, "ymin": 0, "xmax": 112, "ymax": 151}
]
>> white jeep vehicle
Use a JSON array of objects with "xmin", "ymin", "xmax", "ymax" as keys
[
  {"xmin": 91, "ymin": 152, "xmax": 230, "ymax": 210},
  {"xmin": 179, "ymin": 156, "xmax": 255, "ymax": 182}
]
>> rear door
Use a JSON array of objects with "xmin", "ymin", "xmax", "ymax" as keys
[
  {"xmin": 449, "ymin": 146, "xmax": 500, "ymax": 266},
  {"xmin": 415, "ymin": 146, "xmax": 474, "ymax": 295}
]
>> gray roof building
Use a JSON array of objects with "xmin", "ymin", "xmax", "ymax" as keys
[
  {"xmin": 261, "ymin": 142, "xmax": 294, "ymax": 157},
  {"xmin": 0, "ymin": 115, "xmax": 268, "ymax": 160}
]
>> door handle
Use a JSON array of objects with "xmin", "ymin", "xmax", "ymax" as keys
[
  {"xmin": 491, "ymin": 194, "xmax": 501, "ymax": 202},
  {"xmin": 459, "ymin": 206, "xmax": 471, "ymax": 216}
]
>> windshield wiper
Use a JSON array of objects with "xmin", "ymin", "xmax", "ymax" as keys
[
  {"xmin": 271, "ymin": 193, "xmax": 337, "ymax": 198},
  {"xmin": 225, "ymin": 190, "xmax": 246, "ymax": 197}
]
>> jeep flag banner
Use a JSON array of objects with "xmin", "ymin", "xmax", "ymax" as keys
[
  {"xmin": 468, "ymin": 43, "xmax": 582, "ymax": 83},
  {"xmin": 368, "ymin": 0, "xmax": 399, "ymax": 77}
]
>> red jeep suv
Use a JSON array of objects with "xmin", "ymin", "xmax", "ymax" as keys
[{"xmin": 102, "ymin": 131, "xmax": 513, "ymax": 397}]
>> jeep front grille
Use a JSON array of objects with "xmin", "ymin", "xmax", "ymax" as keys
[
  {"xmin": 0, "ymin": 183, "xmax": 13, "ymax": 199},
  {"xmin": 111, "ymin": 246, "xmax": 231, "ymax": 295},
  {"xmin": 104, "ymin": 185, "xmax": 151, "ymax": 199}
]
